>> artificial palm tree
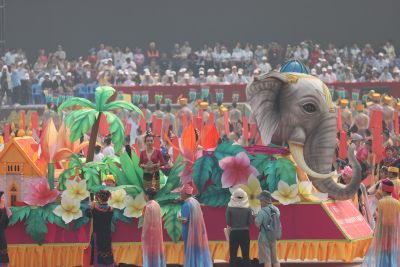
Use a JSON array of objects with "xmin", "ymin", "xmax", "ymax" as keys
[{"xmin": 58, "ymin": 86, "xmax": 142, "ymax": 162}]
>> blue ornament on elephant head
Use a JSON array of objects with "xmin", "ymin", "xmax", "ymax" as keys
[
  {"xmin": 246, "ymin": 65, "xmax": 361, "ymax": 200},
  {"xmin": 280, "ymin": 59, "xmax": 310, "ymax": 74}
]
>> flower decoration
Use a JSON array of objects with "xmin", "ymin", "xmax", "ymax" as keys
[
  {"xmin": 298, "ymin": 181, "xmax": 328, "ymax": 202},
  {"xmin": 123, "ymin": 193, "xmax": 146, "ymax": 218},
  {"xmin": 61, "ymin": 179, "xmax": 90, "ymax": 201},
  {"xmin": 234, "ymin": 175, "xmax": 262, "ymax": 213},
  {"xmin": 24, "ymin": 179, "xmax": 59, "ymax": 207},
  {"xmin": 271, "ymin": 180, "xmax": 300, "ymax": 205},
  {"xmin": 108, "ymin": 189, "xmax": 127, "ymax": 209},
  {"xmin": 219, "ymin": 152, "xmax": 259, "ymax": 188},
  {"xmin": 53, "ymin": 196, "xmax": 82, "ymax": 223}
]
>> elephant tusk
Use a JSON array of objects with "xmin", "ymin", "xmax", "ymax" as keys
[{"xmin": 288, "ymin": 142, "xmax": 336, "ymax": 179}]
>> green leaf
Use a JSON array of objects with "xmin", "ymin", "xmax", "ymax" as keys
[
  {"xmin": 73, "ymin": 215, "xmax": 89, "ymax": 230},
  {"xmin": 58, "ymin": 168, "xmax": 75, "ymax": 190},
  {"xmin": 155, "ymin": 193, "xmax": 181, "ymax": 204},
  {"xmin": 103, "ymin": 111, "xmax": 125, "ymax": 152},
  {"xmin": 199, "ymin": 185, "xmax": 230, "ymax": 207},
  {"xmin": 265, "ymin": 160, "xmax": 278, "ymax": 192},
  {"xmin": 123, "ymin": 185, "xmax": 143, "ymax": 197},
  {"xmin": 69, "ymin": 110, "xmax": 99, "ymax": 142},
  {"xmin": 130, "ymin": 152, "xmax": 143, "ymax": 187},
  {"xmin": 103, "ymin": 101, "xmax": 143, "ymax": 116},
  {"xmin": 251, "ymin": 153, "xmax": 271, "ymax": 175},
  {"xmin": 95, "ymin": 86, "xmax": 115, "ymax": 111},
  {"xmin": 83, "ymin": 166, "xmax": 100, "ymax": 190},
  {"xmin": 58, "ymin": 97, "xmax": 96, "ymax": 112},
  {"xmin": 108, "ymin": 162, "xmax": 128, "ymax": 185},
  {"xmin": 214, "ymin": 141, "xmax": 247, "ymax": 160},
  {"xmin": 210, "ymin": 157, "xmax": 223, "ymax": 187},
  {"xmin": 163, "ymin": 204, "xmax": 182, "ymax": 243},
  {"xmin": 192, "ymin": 155, "xmax": 213, "ymax": 193},
  {"xmin": 275, "ymin": 158, "xmax": 297, "ymax": 185},
  {"xmin": 9, "ymin": 206, "xmax": 31, "ymax": 225},
  {"xmin": 120, "ymin": 152, "xmax": 142, "ymax": 186},
  {"xmin": 138, "ymin": 216, "xmax": 144, "ymax": 229},
  {"xmin": 25, "ymin": 208, "xmax": 48, "ymax": 244},
  {"xmin": 156, "ymin": 155, "xmax": 185, "ymax": 197},
  {"xmin": 111, "ymin": 209, "xmax": 132, "ymax": 232}
]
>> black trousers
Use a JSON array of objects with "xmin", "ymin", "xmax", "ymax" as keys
[{"xmin": 229, "ymin": 229, "xmax": 250, "ymax": 267}]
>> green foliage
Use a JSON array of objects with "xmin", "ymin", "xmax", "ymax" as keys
[
  {"xmin": 156, "ymin": 193, "xmax": 181, "ymax": 205},
  {"xmin": 83, "ymin": 165, "xmax": 101, "ymax": 189},
  {"xmin": 120, "ymin": 152, "xmax": 142, "ymax": 187},
  {"xmin": 275, "ymin": 158, "xmax": 296, "ymax": 185},
  {"xmin": 25, "ymin": 208, "xmax": 48, "ymax": 244},
  {"xmin": 251, "ymin": 153, "xmax": 271, "ymax": 175},
  {"xmin": 192, "ymin": 155, "xmax": 214, "ymax": 193},
  {"xmin": 265, "ymin": 160, "xmax": 278, "ymax": 192},
  {"xmin": 9, "ymin": 206, "xmax": 31, "ymax": 226},
  {"xmin": 58, "ymin": 97, "xmax": 96, "ymax": 112},
  {"xmin": 199, "ymin": 185, "xmax": 230, "ymax": 207},
  {"xmin": 103, "ymin": 101, "xmax": 142, "ymax": 116},
  {"xmin": 214, "ymin": 141, "xmax": 247, "ymax": 160},
  {"xmin": 162, "ymin": 204, "xmax": 182, "ymax": 243},
  {"xmin": 68, "ymin": 109, "xmax": 99, "ymax": 142},
  {"xmin": 103, "ymin": 111, "xmax": 125, "ymax": 152},
  {"xmin": 95, "ymin": 86, "xmax": 115, "ymax": 111},
  {"xmin": 156, "ymin": 155, "xmax": 184, "ymax": 197},
  {"xmin": 210, "ymin": 157, "xmax": 223, "ymax": 187},
  {"xmin": 121, "ymin": 185, "xmax": 143, "ymax": 197},
  {"xmin": 111, "ymin": 209, "xmax": 132, "ymax": 232}
]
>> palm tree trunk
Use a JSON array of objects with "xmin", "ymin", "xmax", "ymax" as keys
[{"xmin": 86, "ymin": 112, "xmax": 102, "ymax": 163}]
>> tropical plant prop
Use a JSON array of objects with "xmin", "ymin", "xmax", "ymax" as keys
[{"xmin": 58, "ymin": 86, "xmax": 142, "ymax": 162}]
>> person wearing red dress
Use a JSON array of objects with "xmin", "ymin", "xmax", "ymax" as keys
[{"xmin": 139, "ymin": 132, "xmax": 165, "ymax": 190}]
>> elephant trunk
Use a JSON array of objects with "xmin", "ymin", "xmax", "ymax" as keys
[{"xmin": 309, "ymin": 145, "xmax": 361, "ymax": 200}]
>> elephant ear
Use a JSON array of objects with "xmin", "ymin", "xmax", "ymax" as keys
[{"xmin": 246, "ymin": 71, "xmax": 288, "ymax": 145}]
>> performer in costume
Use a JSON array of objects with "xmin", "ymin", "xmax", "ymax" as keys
[
  {"xmin": 387, "ymin": 167, "xmax": 400, "ymax": 199},
  {"xmin": 141, "ymin": 93, "xmax": 152, "ymax": 130},
  {"xmin": 199, "ymin": 101, "xmax": 210, "ymax": 125},
  {"xmin": 369, "ymin": 93, "xmax": 383, "ymax": 112},
  {"xmin": 338, "ymin": 99, "xmax": 352, "ymax": 132},
  {"xmin": 152, "ymin": 94, "xmax": 164, "ymax": 119},
  {"xmin": 86, "ymin": 190, "xmax": 115, "ymax": 267},
  {"xmin": 352, "ymin": 103, "xmax": 369, "ymax": 137},
  {"xmin": 139, "ymin": 131, "xmax": 165, "ymax": 190},
  {"xmin": 338, "ymin": 166, "xmax": 375, "ymax": 228},
  {"xmin": 229, "ymin": 93, "xmax": 242, "ymax": 129},
  {"xmin": 382, "ymin": 95, "xmax": 395, "ymax": 131},
  {"xmin": 142, "ymin": 187, "xmax": 166, "ymax": 267},
  {"xmin": 175, "ymin": 98, "xmax": 193, "ymax": 137},
  {"xmin": 363, "ymin": 179, "xmax": 400, "ymax": 267},
  {"xmin": 176, "ymin": 184, "xmax": 212, "ymax": 267},
  {"xmin": 163, "ymin": 98, "xmax": 175, "ymax": 134}
]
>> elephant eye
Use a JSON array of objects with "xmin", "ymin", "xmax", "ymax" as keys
[{"xmin": 303, "ymin": 103, "xmax": 316, "ymax": 113}]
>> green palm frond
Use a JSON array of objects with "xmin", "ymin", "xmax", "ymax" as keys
[
  {"xmin": 103, "ymin": 101, "xmax": 143, "ymax": 116},
  {"xmin": 95, "ymin": 86, "xmax": 115, "ymax": 111},
  {"xmin": 58, "ymin": 97, "xmax": 96, "ymax": 112},
  {"xmin": 103, "ymin": 111, "xmax": 125, "ymax": 152},
  {"xmin": 68, "ymin": 109, "xmax": 99, "ymax": 141}
]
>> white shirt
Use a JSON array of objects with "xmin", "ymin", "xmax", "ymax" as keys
[
  {"xmin": 103, "ymin": 146, "xmax": 115, "ymax": 157},
  {"xmin": 93, "ymin": 152, "xmax": 105, "ymax": 162}
]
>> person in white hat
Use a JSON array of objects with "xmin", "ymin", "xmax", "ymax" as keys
[
  {"xmin": 195, "ymin": 70, "xmax": 207, "ymax": 85},
  {"xmin": 373, "ymin": 52, "xmax": 389, "ymax": 73},
  {"xmin": 0, "ymin": 65, "xmax": 12, "ymax": 105},
  {"xmin": 206, "ymin": 68, "xmax": 218, "ymax": 84},
  {"xmin": 259, "ymin": 56, "xmax": 272, "ymax": 74},
  {"xmin": 226, "ymin": 188, "xmax": 252, "ymax": 267}
]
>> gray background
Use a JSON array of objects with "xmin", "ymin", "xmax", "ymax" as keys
[{"xmin": 4, "ymin": 0, "xmax": 400, "ymax": 60}]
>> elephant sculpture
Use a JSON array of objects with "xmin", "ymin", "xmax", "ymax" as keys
[{"xmin": 246, "ymin": 71, "xmax": 361, "ymax": 200}]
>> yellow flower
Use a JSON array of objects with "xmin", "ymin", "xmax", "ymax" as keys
[
  {"xmin": 53, "ymin": 196, "xmax": 82, "ymax": 223},
  {"xmin": 298, "ymin": 181, "xmax": 328, "ymax": 202},
  {"xmin": 236, "ymin": 175, "xmax": 262, "ymax": 213},
  {"xmin": 271, "ymin": 181, "xmax": 300, "ymax": 205},
  {"xmin": 108, "ymin": 189, "xmax": 127, "ymax": 209},
  {"xmin": 62, "ymin": 179, "xmax": 90, "ymax": 201},
  {"xmin": 123, "ymin": 193, "xmax": 146, "ymax": 218}
]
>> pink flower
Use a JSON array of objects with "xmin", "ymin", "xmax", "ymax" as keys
[
  {"xmin": 219, "ymin": 152, "xmax": 259, "ymax": 188},
  {"xmin": 24, "ymin": 179, "xmax": 60, "ymax": 207}
]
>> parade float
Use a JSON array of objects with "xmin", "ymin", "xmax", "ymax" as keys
[{"xmin": 0, "ymin": 63, "xmax": 374, "ymax": 266}]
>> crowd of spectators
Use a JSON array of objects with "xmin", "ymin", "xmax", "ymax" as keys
[{"xmin": 0, "ymin": 40, "xmax": 399, "ymax": 106}]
